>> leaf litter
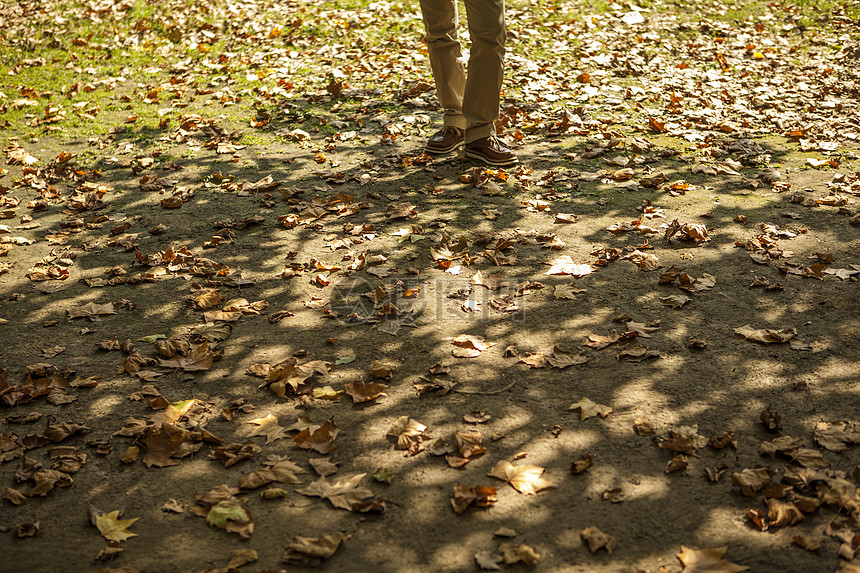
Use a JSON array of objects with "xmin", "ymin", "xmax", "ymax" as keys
[{"xmin": 2, "ymin": 0, "xmax": 860, "ymax": 570}]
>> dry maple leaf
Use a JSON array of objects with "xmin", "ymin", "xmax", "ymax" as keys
[
  {"xmin": 67, "ymin": 302, "xmax": 116, "ymax": 321},
  {"xmin": 547, "ymin": 346, "xmax": 589, "ymax": 368},
  {"xmin": 430, "ymin": 234, "xmax": 469, "ymax": 261},
  {"xmin": 813, "ymin": 420, "xmax": 860, "ymax": 452},
  {"xmin": 585, "ymin": 330, "xmax": 621, "ymax": 349},
  {"xmin": 488, "ymin": 460, "xmax": 554, "ymax": 495},
  {"xmin": 661, "ymin": 294, "xmax": 692, "ymax": 309},
  {"xmin": 344, "ymin": 380, "xmax": 388, "ymax": 403},
  {"xmin": 244, "ymin": 414, "xmax": 284, "ymax": 443},
  {"xmin": 283, "ymin": 533, "xmax": 349, "ymax": 567},
  {"xmin": 157, "ymin": 342, "xmax": 218, "ymax": 372},
  {"xmin": 545, "ymin": 255, "xmax": 594, "ymax": 277},
  {"xmin": 676, "ymin": 546, "xmax": 749, "ymax": 573},
  {"xmin": 621, "ymin": 249, "xmax": 663, "ymax": 271},
  {"xmin": 731, "ymin": 467, "xmax": 774, "ymax": 496},
  {"xmin": 475, "ymin": 550, "xmax": 504, "ymax": 571},
  {"xmin": 554, "ymin": 284, "xmax": 587, "ymax": 299},
  {"xmin": 239, "ymin": 459, "xmax": 305, "ymax": 490},
  {"xmin": 734, "ymin": 325, "xmax": 797, "ymax": 344},
  {"xmin": 452, "ymin": 334, "xmax": 495, "ymax": 358},
  {"xmin": 95, "ymin": 511, "xmax": 138, "ymax": 542},
  {"xmin": 568, "ymin": 397, "xmax": 612, "ymax": 421},
  {"xmin": 293, "ymin": 419, "xmax": 338, "ymax": 454},
  {"xmin": 297, "ymin": 473, "xmax": 374, "ymax": 511}
]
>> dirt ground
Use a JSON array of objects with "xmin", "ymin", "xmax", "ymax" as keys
[{"xmin": 2, "ymin": 1, "xmax": 860, "ymax": 572}]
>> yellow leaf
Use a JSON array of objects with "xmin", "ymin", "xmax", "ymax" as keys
[
  {"xmin": 488, "ymin": 460, "xmax": 554, "ymax": 495},
  {"xmin": 95, "ymin": 511, "xmax": 138, "ymax": 542},
  {"xmin": 568, "ymin": 397, "xmax": 613, "ymax": 420}
]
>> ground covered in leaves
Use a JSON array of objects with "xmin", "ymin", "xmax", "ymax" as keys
[{"xmin": 1, "ymin": 0, "xmax": 860, "ymax": 571}]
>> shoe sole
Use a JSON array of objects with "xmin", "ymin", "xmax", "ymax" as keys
[
  {"xmin": 465, "ymin": 149, "xmax": 519, "ymax": 167},
  {"xmin": 424, "ymin": 141, "xmax": 464, "ymax": 155}
]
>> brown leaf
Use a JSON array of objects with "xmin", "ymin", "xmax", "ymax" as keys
[
  {"xmin": 293, "ymin": 419, "xmax": 338, "ymax": 454},
  {"xmin": 814, "ymin": 420, "xmax": 860, "ymax": 452},
  {"xmin": 452, "ymin": 334, "xmax": 495, "ymax": 358},
  {"xmin": 581, "ymin": 526, "xmax": 617, "ymax": 554},
  {"xmin": 585, "ymin": 330, "xmax": 621, "ymax": 349},
  {"xmin": 344, "ymin": 380, "xmax": 388, "ymax": 403},
  {"xmin": 570, "ymin": 455, "xmax": 593, "ymax": 474},
  {"xmin": 67, "ymin": 302, "xmax": 116, "ymax": 321},
  {"xmin": 767, "ymin": 498, "xmax": 804, "ymax": 528},
  {"xmin": 282, "ymin": 533, "xmax": 349, "ymax": 567},
  {"xmin": 296, "ymin": 474, "xmax": 373, "ymax": 511},
  {"xmin": 731, "ymin": 467, "xmax": 774, "ymax": 496},
  {"xmin": 499, "ymin": 542, "xmax": 540, "ymax": 566},
  {"xmin": 734, "ymin": 325, "xmax": 797, "ymax": 344}
]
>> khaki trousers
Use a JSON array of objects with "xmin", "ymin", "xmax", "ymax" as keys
[{"xmin": 419, "ymin": 0, "xmax": 506, "ymax": 143}]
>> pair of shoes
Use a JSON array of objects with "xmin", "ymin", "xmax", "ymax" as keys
[
  {"xmin": 464, "ymin": 135, "xmax": 518, "ymax": 167},
  {"xmin": 424, "ymin": 126, "xmax": 465, "ymax": 155}
]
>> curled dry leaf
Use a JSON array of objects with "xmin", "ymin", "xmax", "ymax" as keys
[
  {"xmin": 292, "ymin": 419, "xmax": 338, "ymax": 454},
  {"xmin": 450, "ymin": 483, "xmax": 498, "ymax": 514},
  {"xmin": 581, "ymin": 526, "xmax": 617, "ymax": 554},
  {"xmin": 585, "ymin": 330, "xmax": 621, "ymax": 350},
  {"xmin": 386, "ymin": 416, "xmax": 428, "ymax": 453},
  {"xmin": 731, "ymin": 467, "xmax": 774, "ymax": 496},
  {"xmin": 67, "ymin": 302, "xmax": 116, "ymax": 321},
  {"xmin": 767, "ymin": 498, "xmax": 804, "ymax": 528},
  {"xmin": 499, "ymin": 542, "xmax": 541, "ymax": 566},
  {"xmin": 488, "ymin": 460, "xmax": 554, "ymax": 495}
]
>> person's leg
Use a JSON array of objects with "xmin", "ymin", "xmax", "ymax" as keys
[
  {"xmin": 419, "ymin": 0, "xmax": 467, "ymax": 130},
  {"xmin": 462, "ymin": 0, "xmax": 505, "ymax": 143}
]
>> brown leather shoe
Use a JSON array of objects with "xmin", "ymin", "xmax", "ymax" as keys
[
  {"xmin": 424, "ymin": 126, "xmax": 465, "ymax": 155},
  {"xmin": 464, "ymin": 136, "xmax": 519, "ymax": 167}
]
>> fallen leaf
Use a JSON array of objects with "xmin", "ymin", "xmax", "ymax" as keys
[
  {"xmin": 676, "ymin": 546, "xmax": 749, "ymax": 573},
  {"xmin": 488, "ymin": 460, "xmax": 554, "ymax": 495},
  {"xmin": 344, "ymin": 380, "xmax": 387, "ymax": 404},
  {"xmin": 282, "ymin": 533, "xmax": 349, "ymax": 567},
  {"xmin": 244, "ymin": 414, "xmax": 284, "ymax": 444},
  {"xmin": 734, "ymin": 325, "xmax": 797, "ymax": 344},
  {"xmin": 95, "ymin": 511, "xmax": 138, "ymax": 542},
  {"xmin": 581, "ymin": 526, "xmax": 617, "ymax": 554},
  {"xmin": 296, "ymin": 473, "xmax": 374, "ymax": 511},
  {"xmin": 568, "ymin": 397, "xmax": 612, "ymax": 421}
]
